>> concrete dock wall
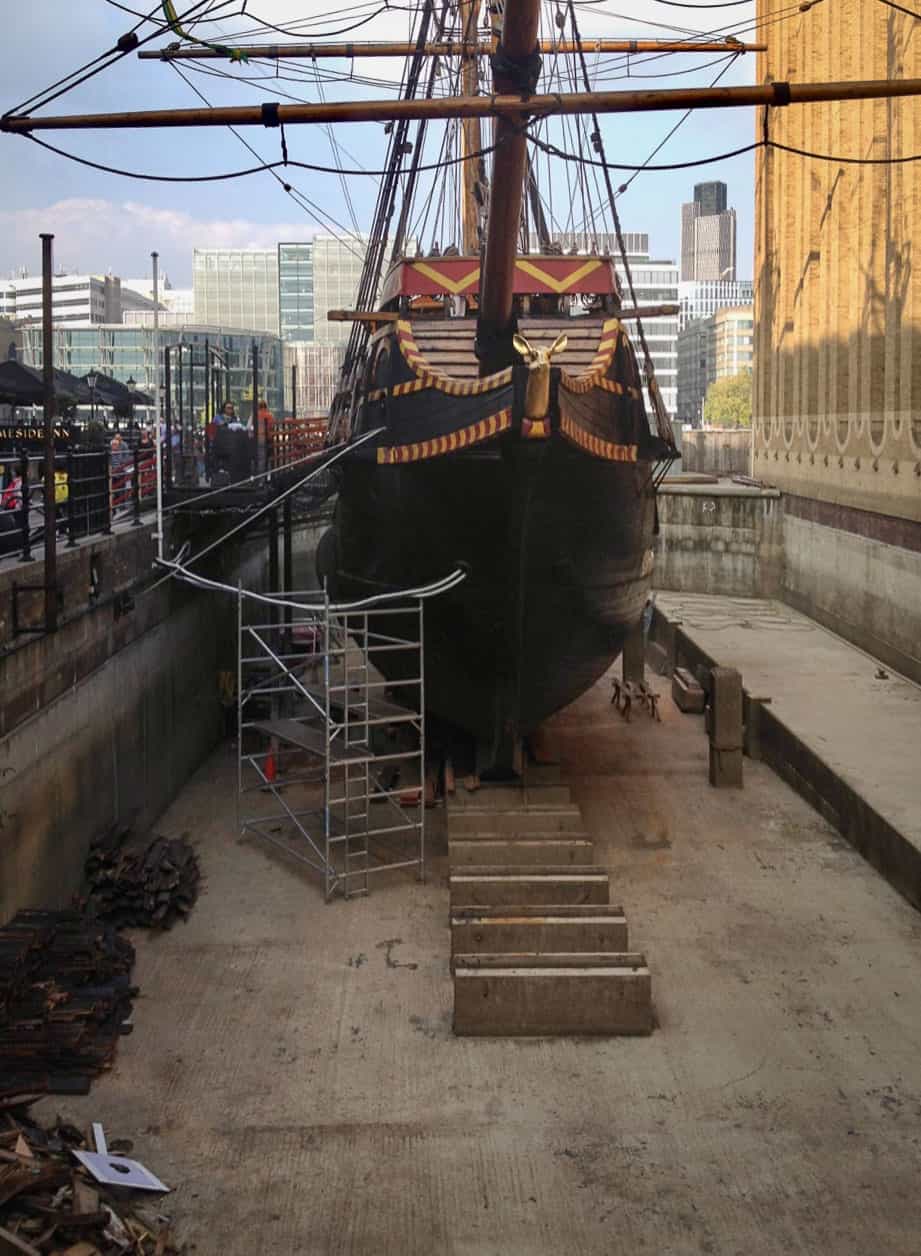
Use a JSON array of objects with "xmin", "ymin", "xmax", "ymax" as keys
[
  {"xmin": 0, "ymin": 519, "xmax": 324, "ymax": 920},
  {"xmin": 680, "ymin": 428, "xmax": 752, "ymax": 477},
  {"xmin": 654, "ymin": 485, "xmax": 784, "ymax": 598},
  {"xmin": 781, "ymin": 505, "xmax": 921, "ymax": 687}
]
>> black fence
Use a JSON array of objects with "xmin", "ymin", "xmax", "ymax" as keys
[{"xmin": 0, "ymin": 446, "xmax": 159, "ymax": 563}]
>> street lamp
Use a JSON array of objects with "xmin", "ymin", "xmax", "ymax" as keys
[
  {"xmin": 86, "ymin": 369, "xmax": 98, "ymax": 427},
  {"xmin": 126, "ymin": 376, "xmax": 137, "ymax": 441}
]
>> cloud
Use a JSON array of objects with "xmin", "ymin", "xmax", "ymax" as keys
[{"xmin": 0, "ymin": 199, "xmax": 314, "ymax": 285}]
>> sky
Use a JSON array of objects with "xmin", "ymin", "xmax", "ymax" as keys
[{"xmin": 0, "ymin": 0, "xmax": 764, "ymax": 286}]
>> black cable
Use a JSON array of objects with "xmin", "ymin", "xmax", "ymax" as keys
[
  {"xmin": 875, "ymin": 0, "xmax": 921, "ymax": 18},
  {"xmin": 4, "ymin": 0, "xmax": 238, "ymax": 118},
  {"xmin": 649, "ymin": 0, "xmax": 753, "ymax": 8}
]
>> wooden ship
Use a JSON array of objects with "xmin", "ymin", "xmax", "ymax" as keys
[{"xmin": 6, "ymin": 3, "xmax": 921, "ymax": 772}]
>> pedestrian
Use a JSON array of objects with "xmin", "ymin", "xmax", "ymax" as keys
[{"xmin": 1, "ymin": 469, "xmax": 23, "ymax": 511}]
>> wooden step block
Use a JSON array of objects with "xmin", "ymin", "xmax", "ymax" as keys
[
  {"xmin": 449, "ymin": 807, "xmax": 585, "ymax": 836},
  {"xmin": 449, "ymin": 837, "xmax": 594, "ymax": 867},
  {"xmin": 672, "ymin": 666, "xmax": 705, "ymax": 714},
  {"xmin": 451, "ymin": 904, "xmax": 628, "ymax": 959},
  {"xmin": 450, "ymin": 784, "xmax": 572, "ymax": 809},
  {"xmin": 453, "ymin": 953, "xmax": 652, "ymax": 1036},
  {"xmin": 523, "ymin": 763, "xmax": 562, "ymax": 787},
  {"xmin": 449, "ymin": 866, "xmax": 608, "ymax": 908}
]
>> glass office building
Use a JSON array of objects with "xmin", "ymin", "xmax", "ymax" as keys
[
  {"xmin": 193, "ymin": 249, "xmax": 280, "ymax": 335},
  {"xmin": 22, "ymin": 323, "xmax": 284, "ymax": 419},
  {"xmin": 278, "ymin": 242, "xmax": 314, "ymax": 341}
]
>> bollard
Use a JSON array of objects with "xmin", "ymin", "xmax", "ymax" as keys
[
  {"xmin": 131, "ymin": 446, "xmax": 142, "ymax": 526},
  {"xmin": 17, "ymin": 451, "xmax": 32, "ymax": 563},
  {"xmin": 101, "ymin": 449, "xmax": 112, "ymax": 535},
  {"xmin": 708, "ymin": 665, "xmax": 743, "ymax": 787},
  {"xmin": 65, "ymin": 450, "xmax": 77, "ymax": 548}
]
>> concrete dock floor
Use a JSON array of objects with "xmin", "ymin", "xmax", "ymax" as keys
[{"xmin": 49, "ymin": 672, "xmax": 921, "ymax": 1255}]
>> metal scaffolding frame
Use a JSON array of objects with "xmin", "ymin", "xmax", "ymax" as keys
[{"xmin": 237, "ymin": 587, "xmax": 426, "ymax": 900}]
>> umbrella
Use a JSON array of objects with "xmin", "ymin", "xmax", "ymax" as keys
[
  {"xmin": 54, "ymin": 369, "xmax": 92, "ymax": 404},
  {"xmin": 128, "ymin": 388, "xmax": 155, "ymax": 406}
]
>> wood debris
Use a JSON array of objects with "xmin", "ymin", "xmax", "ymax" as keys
[
  {"xmin": 84, "ymin": 830, "xmax": 200, "ymax": 931},
  {"xmin": 0, "ymin": 1098, "xmax": 181, "ymax": 1254},
  {"xmin": 0, "ymin": 911, "xmax": 136, "ymax": 1097}
]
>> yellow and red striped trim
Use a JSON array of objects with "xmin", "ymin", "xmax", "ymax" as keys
[
  {"xmin": 377, "ymin": 407, "xmax": 512, "ymax": 464},
  {"xmin": 559, "ymin": 317, "xmax": 626, "ymax": 394},
  {"xmin": 394, "ymin": 320, "xmax": 513, "ymax": 394},
  {"xmin": 560, "ymin": 414, "xmax": 638, "ymax": 462}
]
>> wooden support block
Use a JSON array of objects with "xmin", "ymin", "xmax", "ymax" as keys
[
  {"xmin": 451, "ymin": 904, "xmax": 628, "ymax": 958},
  {"xmin": 672, "ymin": 666, "xmax": 705, "ymax": 714},
  {"xmin": 449, "ymin": 866, "xmax": 608, "ymax": 908},
  {"xmin": 743, "ymin": 694, "xmax": 771, "ymax": 761},
  {"xmin": 448, "ymin": 807, "xmax": 585, "ymax": 835},
  {"xmin": 453, "ymin": 952, "xmax": 652, "ymax": 1036},
  {"xmin": 622, "ymin": 617, "xmax": 646, "ymax": 685},
  {"xmin": 708, "ymin": 666, "xmax": 744, "ymax": 787},
  {"xmin": 449, "ymin": 837, "xmax": 594, "ymax": 866}
]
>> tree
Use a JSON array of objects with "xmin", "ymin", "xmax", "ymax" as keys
[{"xmin": 703, "ymin": 371, "xmax": 752, "ymax": 428}]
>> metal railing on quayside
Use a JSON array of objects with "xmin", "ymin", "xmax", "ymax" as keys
[
  {"xmin": 234, "ymin": 569, "xmax": 466, "ymax": 902},
  {"xmin": 0, "ymin": 446, "xmax": 159, "ymax": 566}
]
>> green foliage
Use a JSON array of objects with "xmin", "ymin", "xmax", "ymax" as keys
[{"xmin": 703, "ymin": 371, "xmax": 752, "ymax": 428}]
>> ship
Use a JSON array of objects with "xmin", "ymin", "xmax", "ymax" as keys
[
  {"xmin": 316, "ymin": 0, "xmax": 679, "ymax": 774},
  {"xmin": 4, "ymin": 1, "xmax": 910, "ymax": 769}
]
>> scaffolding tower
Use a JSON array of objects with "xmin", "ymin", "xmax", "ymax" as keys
[{"xmin": 237, "ymin": 587, "xmax": 426, "ymax": 900}]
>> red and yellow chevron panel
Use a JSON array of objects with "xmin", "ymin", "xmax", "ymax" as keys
[
  {"xmin": 559, "ymin": 318, "xmax": 627, "ymax": 393},
  {"xmin": 560, "ymin": 414, "xmax": 638, "ymax": 462},
  {"xmin": 377, "ymin": 408, "xmax": 512, "ymax": 464},
  {"xmin": 379, "ymin": 255, "xmax": 620, "ymax": 304}
]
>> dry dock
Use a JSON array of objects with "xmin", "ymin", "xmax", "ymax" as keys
[{"xmin": 45, "ymin": 665, "xmax": 921, "ymax": 1255}]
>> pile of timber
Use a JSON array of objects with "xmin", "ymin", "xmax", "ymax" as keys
[
  {"xmin": 0, "ymin": 911, "xmax": 136, "ymax": 1096},
  {"xmin": 84, "ymin": 828, "xmax": 200, "ymax": 930},
  {"xmin": 447, "ymin": 768, "xmax": 653, "ymax": 1036},
  {"xmin": 0, "ymin": 1096, "xmax": 180, "ymax": 1255}
]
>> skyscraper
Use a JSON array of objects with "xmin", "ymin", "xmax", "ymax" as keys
[
  {"xmin": 680, "ymin": 181, "xmax": 737, "ymax": 283},
  {"xmin": 693, "ymin": 181, "xmax": 727, "ymax": 216}
]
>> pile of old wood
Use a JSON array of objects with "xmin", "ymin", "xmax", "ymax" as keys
[
  {"xmin": 0, "ymin": 1097, "xmax": 180, "ymax": 1255},
  {"xmin": 0, "ymin": 911, "xmax": 136, "ymax": 1097},
  {"xmin": 448, "ymin": 766, "xmax": 653, "ymax": 1036},
  {"xmin": 84, "ymin": 829, "xmax": 200, "ymax": 931}
]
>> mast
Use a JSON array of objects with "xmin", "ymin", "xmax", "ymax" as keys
[
  {"xmin": 458, "ymin": 0, "xmax": 483, "ymax": 255},
  {"xmin": 476, "ymin": 0, "xmax": 541, "ymax": 372}
]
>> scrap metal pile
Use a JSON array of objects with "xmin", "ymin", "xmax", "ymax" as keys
[
  {"xmin": 0, "ymin": 1097, "xmax": 180, "ymax": 1255},
  {"xmin": 84, "ymin": 831, "xmax": 200, "ymax": 931},
  {"xmin": 0, "ymin": 912, "xmax": 136, "ymax": 1097}
]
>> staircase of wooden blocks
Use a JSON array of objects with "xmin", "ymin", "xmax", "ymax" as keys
[{"xmin": 448, "ymin": 767, "xmax": 652, "ymax": 1036}]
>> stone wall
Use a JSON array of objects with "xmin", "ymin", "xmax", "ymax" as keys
[
  {"xmin": 654, "ymin": 484, "xmax": 784, "ymax": 598},
  {"xmin": 680, "ymin": 428, "xmax": 752, "ymax": 477}
]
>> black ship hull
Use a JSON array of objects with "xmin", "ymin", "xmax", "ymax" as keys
[{"xmin": 320, "ymin": 315, "xmax": 669, "ymax": 770}]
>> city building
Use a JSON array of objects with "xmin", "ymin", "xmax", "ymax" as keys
[
  {"xmin": 680, "ymin": 181, "xmax": 737, "ymax": 282},
  {"xmin": 312, "ymin": 235, "xmax": 373, "ymax": 344},
  {"xmin": 678, "ymin": 279, "xmax": 753, "ymax": 330},
  {"xmin": 676, "ymin": 304, "xmax": 753, "ymax": 424},
  {"xmin": 193, "ymin": 249, "xmax": 280, "ymax": 335},
  {"xmin": 123, "ymin": 276, "xmax": 194, "ymax": 318},
  {"xmin": 613, "ymin": 245, "xmax": 679, "ymax": 419},
  {"xmin": 278, "ymin": 242, "xmax": 315, "ymax": 341},
  {"xmin": 753, "ymin": 0, "xmax": 921, "ymax": 682},
  {"xmin": 21, "ymin": 323, "xmax": 284, "ymax": 418},
  {"xmin": 284, "ymin": 342, "xmax": 344, "ymax": 415},
  {"xmin": 0, "ymin": 274, "xmax": 159, "ymax": 327}
]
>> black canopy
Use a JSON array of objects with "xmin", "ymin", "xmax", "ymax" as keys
[
  {"xmin": 83, "ymin": 371, "xmax": 132, "ymax": 409},
  {"xmin": 128, "ymin": 387, "xmax": 155, "ymax": 406},
  {"xmin": 0, "ymin": 360, "xmax": 81, "ymax": 406}
]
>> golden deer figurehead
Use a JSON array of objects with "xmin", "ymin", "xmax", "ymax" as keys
[{"xmin": 513, "ymin": 332, "xmax": 569, "ymax": 420}]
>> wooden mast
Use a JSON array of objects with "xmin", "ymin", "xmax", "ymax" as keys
[
  {"xmin": 476, "ymin": 0, "xmax": 541, "ymax": 371},
  {"xmin": 458, "ymin": 0, "xmax": 483, "ymax": 255},
  {"xmin": 137, "ymin": 38, "xmax": 766, "ymax": 60},
  {"xmin": 8, "ymin": 78, "xmax": 921, "ymax": 131}
]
